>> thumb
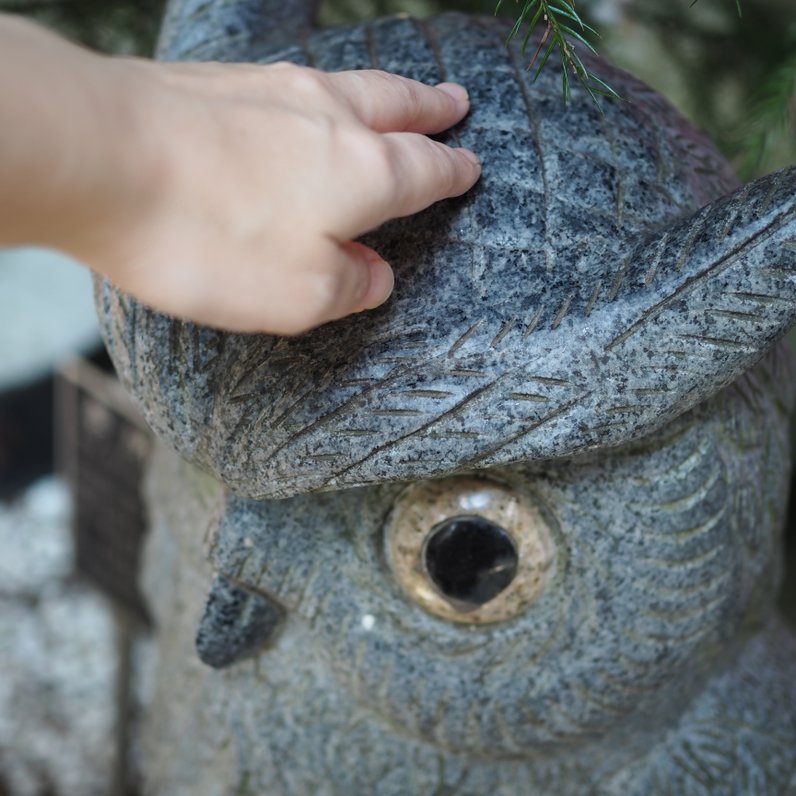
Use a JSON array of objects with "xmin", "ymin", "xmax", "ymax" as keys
[{"xmin": 324, "ymin": 240, "xmax": 395, "ymax": 322}]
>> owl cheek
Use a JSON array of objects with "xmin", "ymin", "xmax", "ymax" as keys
[{"xmin": 195, "ymin": 574, "xmax": 285, "ymax": 669}]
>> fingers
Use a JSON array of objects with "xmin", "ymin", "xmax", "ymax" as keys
[
  {"xmin": 310, "ymin": 240, "xmax": 395, "ymax": 328},
  {"xmin": 324, "ymin": 69, "xmax": 470, "ymax": 134},
  {"xmin": 243, "ymin": 241, "xmax": 394, "ymax": 334},
  {"xmin": 384, "ymin": 133, "xmax": 481, "ymax": 217},
  {"xmin": 235, "ymin": 241, "xmax": 392, "ymax": 334},
  {"xmin": 138, "ymin": 241, "xmax": 392, "ymax": 336},
  {"xmin": 331, "ymin": 133, "xmax": 481, "ymax": 239},
  {"xmin": 153, "ymin": 62, "xmax": 471, "ymax": 137},
  {"xmin": 344, "ymin": 241, "xmax": 395, "ymax": 311}
]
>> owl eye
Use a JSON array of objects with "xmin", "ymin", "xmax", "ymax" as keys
[{"xmin": 385, "ymin": 476, "xmax": 556, "ymax": 624}]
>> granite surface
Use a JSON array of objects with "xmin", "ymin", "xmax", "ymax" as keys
[{"xmin": 97, "ymin": 13, "xmax": 796, "ymax": 501}]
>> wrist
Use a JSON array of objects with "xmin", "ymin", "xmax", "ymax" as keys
[
  {"xmin": 57, "ymin": 56, "xmax": 172, "ymax": 269},
  {"xmin": 0, "ymin": 17, "xmax": 167, "ymax": 268}
]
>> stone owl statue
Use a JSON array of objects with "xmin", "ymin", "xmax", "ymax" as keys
[{"xmin": 95, "ymin": 0, "xmax": 796, "ymax": 792}]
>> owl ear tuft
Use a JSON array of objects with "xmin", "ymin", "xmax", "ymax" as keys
[
  {"xmin": 92, "ymin": 166, "xmax": 796, "ymax": 499},
  {"xmin": 604, "ymin": 164, "xmax": 796, "ymax": 393},
  {"xmin": 157, "ymin": 0, "xmax": 319, "ymax": 61}
]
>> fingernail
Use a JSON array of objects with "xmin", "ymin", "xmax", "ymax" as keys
[
  {"xmin": 360, "ymin": 251, "xmax": 394, "ymax": 310},
  {"xmin": 459, "ymin": 148, "xmax": 481, "ymax": 167},
  {"xmin": 436, "ymin": 82, "xmax": 469, "ymax": 105}
]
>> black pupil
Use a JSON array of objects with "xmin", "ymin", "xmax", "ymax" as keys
[{"xmin": 423, "ymin": 516, "xmax": 518, "ymax": 611}]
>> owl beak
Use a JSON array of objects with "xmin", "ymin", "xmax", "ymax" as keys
[{"xmin": 195, "ymin": 573, "xmax": 284, "ymax": 669}]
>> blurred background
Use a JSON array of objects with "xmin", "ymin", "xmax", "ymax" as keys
[{"xmin": 0, "ymin": 0, "xmax": 793, "ymax": 794}]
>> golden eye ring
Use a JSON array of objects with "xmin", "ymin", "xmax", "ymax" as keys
[{"xmin": 385, "ymin": 476, "xmax": 556, "ymax": 624}]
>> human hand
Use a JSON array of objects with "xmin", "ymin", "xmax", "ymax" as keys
[
  {"xmin": 104, "ymin": 61, "xmax": 479, "ymax": 334},
  {"xmin": 0, "ymin": 15, "xmax": 480, "ymax": 334}
]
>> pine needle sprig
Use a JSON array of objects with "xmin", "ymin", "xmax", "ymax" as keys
[{"xmin": 496, "ymin": 0, "xmax": 620, "ymax": 109}]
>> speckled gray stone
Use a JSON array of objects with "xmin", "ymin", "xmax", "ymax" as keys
[
  {"xmin": 96, "ymin": 1, "xmax": 796, "ymax": 793},
  {"xmin": 96, "ymin": 12, "xmax": 796, "ymax": 501}
]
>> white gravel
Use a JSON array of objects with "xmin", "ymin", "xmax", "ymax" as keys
[{"xmin": 0, "ymin": 477, "xmax": 118, "ymax": 796}]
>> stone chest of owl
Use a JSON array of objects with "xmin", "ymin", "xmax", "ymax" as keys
[{"xmin": 96, "ymin": 0, "xmax": 796, "ymax": 792}]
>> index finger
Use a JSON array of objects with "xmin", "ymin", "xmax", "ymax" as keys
[{"xmin": 324, "ymin": 69, "xmax": 471, "ymax": 134}]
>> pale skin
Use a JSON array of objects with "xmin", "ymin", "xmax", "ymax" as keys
[{"xmin": 0, "ymin": 14, "xmax": 481, "ymax": 335}]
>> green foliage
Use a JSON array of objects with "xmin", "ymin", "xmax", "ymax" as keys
[
  {"xmin": 0, "ymin": 0, "xmax": 165, "ymax": 52},
  {"xmin": 606, "ymin": 0, "xmax": 794, "ymax": 177},
  {"xmin": 692, "ymin": 0, "xmax": 742, "ymax": 18},
  {"xmin": 736, "ymin": 49, "xmax": 796, "ymax": 179},
  {"xmin": 498, "ymin": 0, "xmax": 746, "ymax": 109},
  {"xmin": 496, "ymin": 0, "xmax": 619, "ymax": 107}
]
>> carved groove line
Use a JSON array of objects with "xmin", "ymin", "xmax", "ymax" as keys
[{"xmin": 606, "ymin": 194, "xmax": 796, "ymax": 351}]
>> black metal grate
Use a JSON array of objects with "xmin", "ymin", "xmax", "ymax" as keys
[{"xmin": 56, "ymin": 357, "xmax": 152, "ymax": 626}]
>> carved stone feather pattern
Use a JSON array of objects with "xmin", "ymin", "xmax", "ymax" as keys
[{"xmin": 94, "ymin": 14, "xmax": 796, "ymax": 502}]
